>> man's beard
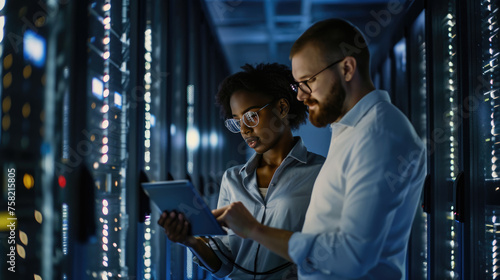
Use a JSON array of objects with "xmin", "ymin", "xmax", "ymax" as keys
[{"xmin": 308, "ymin": 82, "xmax": 346, "ymax": 127}]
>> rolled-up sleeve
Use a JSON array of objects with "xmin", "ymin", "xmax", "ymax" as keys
[
  {"xmin": 288, "ymin": 232, "xmax": 319, "ymax": 273},
  {"xmin": 289, "ymin": 230, "xmax": 387, "ymax": 277}
]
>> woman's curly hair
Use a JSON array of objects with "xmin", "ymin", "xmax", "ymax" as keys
[{"xmin": 215, "ymin": 63, "xmax": 307, "ymax": 130}]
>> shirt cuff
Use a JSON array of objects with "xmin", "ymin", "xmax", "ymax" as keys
[
  {"xmin": 288, "ymin": 232, "xmax": 319, "ymax": 274},
  {"xmin": 192, "ymin": 255, "xmax": 212, "ymax": 272},
  {"xmin": 208, "ymin": 238, "xmax": 234, "ymax": 278}
]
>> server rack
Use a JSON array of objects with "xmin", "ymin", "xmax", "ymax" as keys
[
  {"xmin": 137, "ymin": 0, "xmax": 167, "ymax": 279},
  {"xmin": 463, "ymin": 0, "xmax": 500, "ymax": 278},
  {"xmin": 424, "ymin": 0, "xmax": 462, "ymax": 278},
  {"xmin": 425, "ymin": 0, "xmax": 500, "ymax": 278},
  {"xmin": 0, "ymin": 0, "xmax": 241, "ymax": 279},
  {"xmin": 0, "ymin": 0, "xmax": 139, "ymax": 279},
  {"xmin": 477, "ymin": 1, "xmax": 500, "ymax": 277},
  {"xmin": 83, "ymin": 1, "xmax": 132, "ymax": 278},
  {"xmin": 406, "ymin": 10, "xmax": 429, "ymax": 280},
  {"xmin": 138, "ymin": 0, "xmax": 244, "ymax": 279},
  {"xmin": 0, "ymin": 1, "xmax": 70, "ymax": 279}
]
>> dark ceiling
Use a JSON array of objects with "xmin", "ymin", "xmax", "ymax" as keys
[{"xmin": 204, "ymin": 0, "xmax": 412, "ymax": 73}]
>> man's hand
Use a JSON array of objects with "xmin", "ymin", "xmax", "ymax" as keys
[
  {"xmin": 213, "ymin": 201, "xmax": 294, "ymax": 261},
  {"xmin": 212, "ymin": 202, "xmax": 261, "ymax": 239},
  {"xmin": 157, "ymin": 211, "xmax": 197, "ymax": 247}
]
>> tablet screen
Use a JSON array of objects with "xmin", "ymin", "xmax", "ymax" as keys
[{"xmin": 142, "ymin": 180, "xmax": 227, "ymax": 236}]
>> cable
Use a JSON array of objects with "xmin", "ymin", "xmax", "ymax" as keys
[
  {"xmin": 253, "ymin": 243, "xmax": 261, "ymax": 280},
  {"xmin": 208, "ymin": 236, "xmax": 293, "ymax": 276}
]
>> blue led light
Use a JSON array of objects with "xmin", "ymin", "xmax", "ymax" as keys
[
  {"xmin": 92, "ymin": 78, "xmax": 104, "ymax": 100},
  {"xmin": 23, "ymin": 30, "xmax": 46, "ymax": 68},
  {"xmin": 114, "ymin": 92, "xmax": 122, "ymax": 109}
]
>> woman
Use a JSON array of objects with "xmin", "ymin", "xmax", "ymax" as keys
[{"xmin": 158, "ymin": 63, "xmax": 324, "ymax": 279}]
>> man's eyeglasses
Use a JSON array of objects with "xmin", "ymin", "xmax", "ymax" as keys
[
  {"xmin": 290, "ymin": 57, "xmax": 345, "ymax": 94},
  {"xmin": 225, "ymin": 103, "xmax": 271, "ymax": 133}
]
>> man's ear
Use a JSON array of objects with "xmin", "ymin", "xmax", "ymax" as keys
[{"xmin": 342, "ymin": 56, "xmax": 357, "ymax": 82}]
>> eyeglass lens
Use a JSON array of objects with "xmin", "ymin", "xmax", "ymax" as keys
[{"xmin": 225, "ymin": 111, "xmax": 260, "ymax": 133}]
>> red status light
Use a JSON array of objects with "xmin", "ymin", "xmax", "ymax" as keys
[{"xmin": 58, "ymin": 175, "xmax": 66, "ymax": 188}]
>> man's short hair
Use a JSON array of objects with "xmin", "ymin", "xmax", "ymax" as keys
[{"xmin": 290, "ymin": 18, "xmax": 371, "ymax": 79}]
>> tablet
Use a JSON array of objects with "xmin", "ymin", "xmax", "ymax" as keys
[{"xmin": 142, "ymin": 180, "xmax": 227, "ymax": 236}]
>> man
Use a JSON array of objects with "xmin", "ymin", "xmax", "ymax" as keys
[{"xmin": 213, "ymin": 18, "xmax": 426, "ymax": 279}]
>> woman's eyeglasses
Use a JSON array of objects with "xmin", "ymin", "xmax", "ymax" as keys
[{"xmin": 225, "ymin": 103, "xmax": 271, "ymax": 133}]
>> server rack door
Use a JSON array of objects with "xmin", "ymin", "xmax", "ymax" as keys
[
  {"xmin": 166, "ymin": 0, "xmax": 189, "ymax": 278},
  {"xmin": 78, "ymin": 0, "xmax": 132, "ymax": 278},
  {"xmin": 0, "ymin": 0, "xmax": 133, "ymax": 279},
  {"xmin": 404, "ymin": 13, "xmax": 430, "ymax": 276},
  {"xmin": 139, "ymin": 0, "xmax": 241, "ymax": 278},
  {"xmin": 0, "ymin": 1, "xmax": 72, "ymax": 279},
  {"xmin": 465, "ymin": 0, "xmax": 500, "ymax": 279},
  {"xmin": 139, "ymin": 1, "xmax": 169, "ymax": 280},
  {"xmin": 427, "ymin": 0, "xmax": 462, "ymax": 279}
]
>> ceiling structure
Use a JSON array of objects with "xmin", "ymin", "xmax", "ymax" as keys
[{"xmin": 204, "ymin": 0, "xmax": 412, "ymax": 73}]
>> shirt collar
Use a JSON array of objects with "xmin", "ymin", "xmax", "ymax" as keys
[
  {"xmin": 331, "ymin": 90, "xmax": 391, "ymax": 129},
  {"xmin": 239, "ymin": 136, "xmax": 308, "ymax": 175}
]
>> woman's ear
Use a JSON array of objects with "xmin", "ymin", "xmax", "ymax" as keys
[{"xmin": 278, "ymin": 98, "xmax": 290, "ymax": 118}]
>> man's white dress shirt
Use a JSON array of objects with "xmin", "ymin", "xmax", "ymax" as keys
[{"xmin": 289, "ymin": 90, "xmax": 427, "ymax": 280}]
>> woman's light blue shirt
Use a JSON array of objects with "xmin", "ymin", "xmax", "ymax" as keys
[{"xmin": 210, "ymin": 137, "xmax": 325, "ymax": 279}]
